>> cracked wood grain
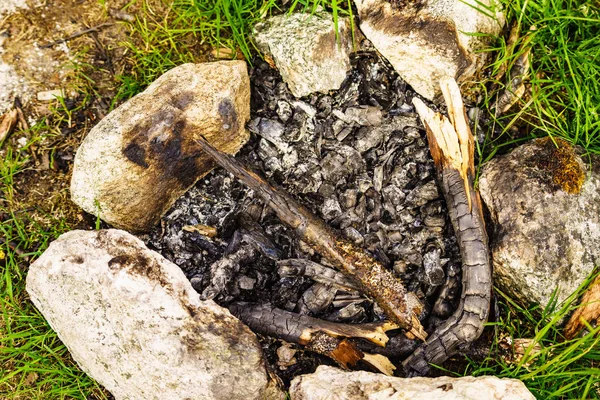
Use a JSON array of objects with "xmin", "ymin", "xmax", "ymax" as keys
[
  {"xmin": 403, "ymin": 78, "xmax": 492, "ymax": 376},
  {"xmin": 197, "ymin": 136, "xmax": 426, "ymax": 340},
  {"xmin": 229, "ymin": 302, "xmax": 396, "ymax": 375}
]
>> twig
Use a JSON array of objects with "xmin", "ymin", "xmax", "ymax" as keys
[{"xmin": 40, "ymin": 23, "xmax": 114, "ymax": 49}]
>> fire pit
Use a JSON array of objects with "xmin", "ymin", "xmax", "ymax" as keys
[{"xmin": 140, "ymin": 50, "xmax": 483, "ymax": 384}]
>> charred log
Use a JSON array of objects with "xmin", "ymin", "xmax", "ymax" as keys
[{"xmin": 403, "ymin": 78, "xmax": 492, "ymax": 376}]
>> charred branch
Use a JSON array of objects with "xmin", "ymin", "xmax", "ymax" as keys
[
  {"xmin": 229, "ymin": 302, "xmax": 398, "ymax": 347},
  {"xmin": 230, "ymin": 302, "xmax": 396, "ymax": 375},
  {"xmin": 197, "ymin": 137, "xmax": 426, "ymax": 340},
  {"xmin": 403, "ymin": 78, "xmax": 492, "ymax": 376}
]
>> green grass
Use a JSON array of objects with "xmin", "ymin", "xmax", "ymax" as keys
[
  {"xmin": 477, "ymin": 0, "xmax": 600, "ymax": 165},
  {"xmin": 114, "ymin": 0, "xmax": 353, "ymax": 102},
  {"xmin": 457, "ymin": 273, "xmax": 600, "ymax": 399},
  {"xmin": 0, "ymin": 122, "xmax": 108, "ymax": 399}
]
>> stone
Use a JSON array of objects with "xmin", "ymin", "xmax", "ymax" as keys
[
  {"xmin": 289, "ymin": 366, "xmax": 534, "ymax": 400},
  {"xmin": 254, "ymin": 12, "xmax": 353, "ymax": 98},
  {"xmin": 26, "ymin": 229, "xmax": 281, "ymax": 400},
  {"xmin": 479, "ymin": 139, "xmax": 600, "ymax": 308},
  {"xmin": 71, "ymin": 61, "xmax": 250, "ymax": 232},
  {"xmin": 354, "ymin": 0, "xmax": 504, "ymax": 100}
]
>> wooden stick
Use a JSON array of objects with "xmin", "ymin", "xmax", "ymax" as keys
[
  {"xmin": 197, "ymin": 137, "xmax": 426, "ymax": 340},
  {"xmin": 229, "ymin": 302, "xmax": 396, "ymax": 375},
  {"xmin": 403, "ymin": 78, "xmax": 492, "ymax": 376}
]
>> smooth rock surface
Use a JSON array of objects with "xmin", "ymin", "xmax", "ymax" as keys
[
  {"xmin": 290, "ymin": 366, "xmax": 534, "ymax": 399},
  {"xmin": 71, "ymin": 61, "xmax": 250, "ymax": 232},
  {"xmin": 26, "ymin": 229, "xmax": 281, "ymax": 400},
  {"xmin": 254, "ymin": 12, "xmax": 352, "ymax": 98},
  {"xmin": 479, "ymin": 139, "xmax": 600, "ymax": 308},
  {"xmin": 355, "ymin": 0, "xmax": 504, "ymax": 100}
]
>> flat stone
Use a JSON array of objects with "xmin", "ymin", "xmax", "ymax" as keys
[
  {"xmin": 355, "ymin": 0, "xmax": 504, "ymax": 100},
  {"xmin": 254, "ymin": 12, "xmax": 353, "ymax": 98},
  {"xmin": 479, "ymin": 139, "xmax": 600, "ymax": 308},
  {"xmin": 26, "ymin": 229, "xmax": 282, "ymax": 400},
  {"xmin": 290, "ymin": 366, "xmax": 534, "ymax": 400},
  {"xmin": 71, "ymin": 61, "xmax": 250, "ymax": 232}
]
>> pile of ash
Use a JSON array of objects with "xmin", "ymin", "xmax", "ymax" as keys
[{"xmin": 144, "ymin": 48, "xmax": 463, "ymax": 383}]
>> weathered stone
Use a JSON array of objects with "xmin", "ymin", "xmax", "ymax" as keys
[
  {"xmin": 479, "ymin": 139, "xmax": 600, "ymax": 308},
  {"xmin": 290, "ymin": 366, "xmax": 534, "ymax": 399},
  {"xmin": 354, "ymin": 0, "xmax": 504, "ymax": 100},
  {"xmin": 254, "ymin": 12, "xmax": 352, "ymax": 98},
  {"xmin": 26, "ymin": 229, "xmax": 281, "ymax": 400},
  {"xmin": 71, "ymin": 61, "xmax": 250, "ymax": 232}
]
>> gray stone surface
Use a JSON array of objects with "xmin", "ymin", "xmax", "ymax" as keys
[
  {"xmin": 71, "ymin": 61, "xmax": 250, "ymax": 232},
  {"xmin": 26, "ymin": 229, "xmax": 282, "ymax": 400},
  {"xmin": 479, "ymin": 139, "xmax": 600, "ymax": 308},
  {"xmin": 290, "ymin": 366, "xmax": 534, "ymax": 400},
  {"xmin": 254, "ymin": 12, "xmax": 353, "ymax": 98},
  {"xmin": 354, "ymin": 0, "xmax": 504, "ymax": 100}
]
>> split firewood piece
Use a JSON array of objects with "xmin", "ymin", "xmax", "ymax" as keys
[
  {"xmin": 403, "ymin": 77, "xmax": 492, "ymax": 376},
  {"xmin": 229, "ymin": 302, "xmax": 396, "ymax": 375},
  {"xmin": 278, "ymin": 259, "xmax": 360, "ymax": 292},
  {"xmin": 197, "ymin": 136, "xmax": 426, "ymax": 341},
  {"xmin": 0, "ymin": 108, "xmax": 18, "ymax": 144},
  {"xmin": 564, "ymin": 275, "xmax": 600, "ymax": 340}
]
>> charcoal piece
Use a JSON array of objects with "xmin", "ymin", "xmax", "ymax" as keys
[
  {"xmin": 316, "ymin": 96, "xmax": 334, "ymax": 118},
  {"xmin": 201, "ymin": 244, "xmax": 256, "ymax": 300},
  {"xmin": 424, "ymin": 215, "xmax": 445, "ymax": 227},
  {"xmin": 432, "ymin": 263, "xmax": 462, "ymax": 318},
  {"xmin": 321, "ymin": 197, "xmax": 342, "ymax": 221},
  {"xmin": 354, "ymin": 126, "xmax": 385, "ymax": 153},
  {"xmin": 343, "ymin": 106, "xmax": 382, "ymax": 126},
  {"xmin": 382, "ymin": 185, "xmax": 405, "ymax": 207},
  {"xmin": 406, "ymin": 180, "xmax": 439, "ymax": 206},
  {"xmin": 238, "ymin": 275, "xmax": 257, "ymax": 290},
  {"xmin": 296, "ymin": 283, "xmax": 337, "ymax": 315},
  {"xmin": 277, "ymin": 100, "xmax": 293, "ymax": 122},
  {"xmin": 248, "ymin": 117, "xmax": 289, "ymax": 153},
  {"xmin": 422, "ymin": 248, "xmax": 444, "ymax": 287},
  {"xmin": 327, "ymin": 302, "xmax": 367, "ymax": 322},
  {"xmin": 277, "ymin": 259, "xmax": 359, "ymax": 292},
  {"xmin": 340, "ymin": 189, "xmax": 358, "ymax": 209},
  {"xmin": 320, "ymin": 145, "xmax": 365, "ymax": 182},
  {"xmin": 342, "ymin": 227, "xmax": 364, "ymax": 246},
  {"xmin": 358, "ymin": 334, "xmax": 419, "ymax": 359},
  {"xmin": 389, "ymin": 165, "xmax": 412, "ymax": 188}
]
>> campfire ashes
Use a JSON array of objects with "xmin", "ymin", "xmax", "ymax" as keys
[{"xmin": 144, "ymin": 49, "xmax": 470, "ymax": 384}]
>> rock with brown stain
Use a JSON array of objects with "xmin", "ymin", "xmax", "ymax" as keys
[
  {"xmin": 26, "ymin": 229, "xmax": 283, "ymax": 400},
  {"xmin": 253, "ymin": 12, "xmax": 353, "ymax": 98},
  {"xmin": 479, "ymin": 139, "xmax": 600, "ymax": 309},
  {"xmin": 290, "ymin": 366, "xmax": 535, "ymax": 399},
  {"xmin": 71, "ymin": 61, "xmax": 250, "ymax": 232},
  {"xmin": 354, "ymin": 0, "xmax": 504, "ymax": 100}
]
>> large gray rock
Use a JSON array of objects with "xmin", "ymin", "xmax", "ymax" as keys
[
  {"xmin": 254, "ymin": 12, "xmax": 353, "ymax": 98},
  {"xmin": 290, "ymin": 366, "xmax": 534, "ymax": 399},
  {"xmin": 354, "ymin": 0, "xmax": 504, "ymax": 100},
  {"xmin": 26, "ymin": 229, "xmax": 281, "ymax": 400},
  {"xmin": 71, "ymin": 61, "xmax": 250, "ymax": 232},
  {"xmin": 479, "ymin": 139, "xmax": 600, "ymax": 308}
]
